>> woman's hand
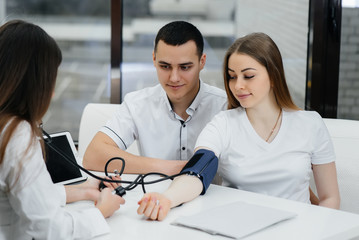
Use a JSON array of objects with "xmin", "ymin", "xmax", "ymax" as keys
[
  {"xmin": 101, "ymin": 175, "xmax": 122, "ymax": 189},
  {"xmin": 65, "ymin": 175, "xmax": 122, "ymax": 203},
  {"xmin": 137, "ymin": 175, "xmax": 203, "ymax": 221},
  {"xmin": 95, "ymin": 188, "xmax": 125, "ymax": 218},
  {"xmin": 85, "ymin": 175, "xmax": 122, "ymax": 201},
  {"xmin": 137, "ymin": 192, "xmax": 172, "ymax": 221}
]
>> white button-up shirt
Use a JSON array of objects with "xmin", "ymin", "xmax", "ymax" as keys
[{"xmin": 101, "ymin": 81, "xmax": 227, "ymax": 160}]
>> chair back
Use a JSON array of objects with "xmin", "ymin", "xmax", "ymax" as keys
[
  {"xmin": 311, "ymin": 118, "xmax": 359, "ymax": 214},
  {"xmin": 78, "ymin": 103, "xmax": 120, "ymax": 157}
]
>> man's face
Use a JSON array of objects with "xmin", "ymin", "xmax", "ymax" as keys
[{"xmin": 153, "ymin": 40, "xmax": 206, "ymax": 105}]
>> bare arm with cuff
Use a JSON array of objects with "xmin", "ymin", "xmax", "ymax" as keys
[{"xmin": 137, "ymin": 148, "xmax": 218, "ymax": 220}]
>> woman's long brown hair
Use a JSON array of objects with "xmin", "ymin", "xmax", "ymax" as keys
[{"xmin": 0, "ymin": 20, "xmax": 62, "ymax": 166}]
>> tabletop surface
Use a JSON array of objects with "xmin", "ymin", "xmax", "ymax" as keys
[{"xmin": 66, "ymin": 174, "xmax": 359, "ymax": 240}]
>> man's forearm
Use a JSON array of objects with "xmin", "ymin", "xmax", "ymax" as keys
[{"xmin": 84, "ymin": 141, "xmax": 187, "ymax": 175}]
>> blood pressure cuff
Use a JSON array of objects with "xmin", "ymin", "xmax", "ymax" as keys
[{"xmin": 180, "ymin": 149, "xmax": 218, "ymax": 195}]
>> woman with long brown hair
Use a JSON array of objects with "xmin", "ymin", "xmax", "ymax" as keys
[{"xmin": 0, "ymin": 20, "xmax": 124, "ymax": 239}]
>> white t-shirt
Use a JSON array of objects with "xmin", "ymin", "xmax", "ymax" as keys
[
  {"xmin": 101, "ymin": 81, "xmax": 227, "ymax": 160},
  {"xmin": 0, "ymin": 121, "xmax": 109, "ymax": 240},
  {"xmin": 195, "ymin": 108, "xmax": 335, "ymax": 203}
]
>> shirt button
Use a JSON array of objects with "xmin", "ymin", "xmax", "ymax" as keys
[
  {"xmin": 183, "ymin": 124, "xmax": 186, "ymax": 127},
  {"xmin": 182, "ymin": 147, "xmax": 186, "ymax": 150}
]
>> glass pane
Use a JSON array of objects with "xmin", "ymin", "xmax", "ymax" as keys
[
  {"xmin": 122, "ymin": 0, "xmax": 309, "ymax": 109},
  {"xmin": 4, "ymin": 0, "xmax": 111, "ymax": 141},
  {"xmin": 338, "ymin": 5, "xmax": 359, "ymax": 120}
]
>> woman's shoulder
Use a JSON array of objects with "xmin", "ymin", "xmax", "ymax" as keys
[
  {"xmin": 284, "ymin": 110, "xmax": 325, "ymax": 128},
  {"xmin": 285, "ymin": 109, "xmax": 322, "ymax": 120},
  {"xmin": 6, "ymin": 120, "xmax": 36, "ymax": 152},
  {"xmin": 1, "ymin": 119, "xmax": 31, "ymax": 138},
  {"xmin": 2, "ymin": 120, "xmax": 37, "ymax": 167},
  {"xmin": 212, "ymin": 107, "xmax": 244, "ymax": 121},
  {"xmin": 12, "ymin": 120, "xmax": 33, "ymax": 138}
]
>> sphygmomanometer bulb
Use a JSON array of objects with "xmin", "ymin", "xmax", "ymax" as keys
[
  {"xmin": 112, "ymin": 186, "xmax": 126, "ymax": 197},
  {"xmin": 98, "ymin": 175, "xmax": 126, "ymax": 197}
]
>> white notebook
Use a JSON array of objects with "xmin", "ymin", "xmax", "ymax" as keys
[{"xmin": 171, "ymin": 201, "xmax": 297, "ymax": 239}]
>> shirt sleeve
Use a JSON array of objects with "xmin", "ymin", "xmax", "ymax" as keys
[
  {"xmin": 195, "ymin": 112, "xmax": 228, "ymax": 156},
  {"xmin": 310, "ymin": 112, "xmax": 336, "ymax": 165},
  {"xmin": 100, "ymin": 96, "xmax": 137, "ymax": 150},
  {"xmin": 6, "ymin": 123, "xmax": 110, "ymax": 240}
]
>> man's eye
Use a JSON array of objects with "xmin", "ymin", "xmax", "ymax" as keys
[
  {"xmin": 160, "ymin": 65, "xmax": 170, "ymax": 69},
  {"xmin": 181, "ymin": 66, "xmax": 191, "ymax": 71}
]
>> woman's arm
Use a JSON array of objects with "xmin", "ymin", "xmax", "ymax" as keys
[
  {"xmin": 137, "ymin": 147, "xmax": 218, "ymax": 220},
  {"xmin": 312, "ymin": 162, "xmax": 340, "ymax": 209},
  {"xmin": 65, "ymin": 176, "xmax": 125, "ymax": 218},
  {"xmin": 137, "ymin": 175, "xmax": 203, "ymax": 221}
]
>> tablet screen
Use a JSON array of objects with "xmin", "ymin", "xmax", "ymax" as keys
[{"xmin": 45, "ymin": 133, "xmax": 86, "ymax": 184}]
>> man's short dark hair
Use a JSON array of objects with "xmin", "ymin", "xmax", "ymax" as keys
[{"xmin": 154, "ymin": 21, "xmax": 204, "ymax": 58}]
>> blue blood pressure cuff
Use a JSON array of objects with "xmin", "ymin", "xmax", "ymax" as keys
[{"xmin": 180, "ymin": 149, "xmax": 218, "ymax": 195}]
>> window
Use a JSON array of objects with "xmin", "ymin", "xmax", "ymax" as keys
[
  {"xmin": 4, "ymin": 0, "xmax": 111, "ymax": 141},
  {"xmin": 2, "ymin": 0, "xmax": 313, "ymax": 141},
  {"xmin": 120, "ymin": 0, "xmax": 309, "ymax": 110}
]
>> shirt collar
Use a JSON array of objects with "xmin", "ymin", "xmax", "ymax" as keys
[
  {"xmin": 161, "ymin": 80, "xmax": 204, "ymax": 117},
  {"xmin": 159, "ymin": 86, "xmax": 173, "ymax": 113},
  {"xmin": 187, "ymin": 80, "xmax": 204, "ymax": 115}
]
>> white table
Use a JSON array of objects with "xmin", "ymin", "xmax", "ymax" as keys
[{"xmin": 67, "ymin": 174, "xmax": 359, "ymax": 240}]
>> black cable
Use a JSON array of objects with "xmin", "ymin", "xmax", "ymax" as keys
[{"xmin": 42, "ymin": 129, "xmax": 188, "ymax": 196}]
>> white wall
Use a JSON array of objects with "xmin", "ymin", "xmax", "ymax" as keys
[
  {"xmin": 338, "ymin": 7, "xmax": 359, "ymax": 119},
  {"xmin": 0, "ymin": 0, "xmax": 6, "ymax": 24},
  {"xmin": 235, "ymin": 0, "xmax": 309, "ymax": 109}
]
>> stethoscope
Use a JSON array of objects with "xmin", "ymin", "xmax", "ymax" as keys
[{"xmin": 41, "ymin": 128, "xmax": 188, "ymax": 197}]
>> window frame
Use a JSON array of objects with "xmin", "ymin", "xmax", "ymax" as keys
[{"xmin": 306, "ymin": 0, "xmax": 342, "ymax": 117}]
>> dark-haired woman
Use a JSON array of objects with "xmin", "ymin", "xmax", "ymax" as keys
[{"xmin": 0, "ymin": 20, "xmax": 125, "ymax": 239}]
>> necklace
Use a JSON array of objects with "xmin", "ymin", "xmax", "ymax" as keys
[{"xmin": 265, "ymin": 109, "xmax": 282, "ymax": 142}]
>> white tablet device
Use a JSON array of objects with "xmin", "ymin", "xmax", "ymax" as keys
[{"xmin": 44, "ymin": 131, "xmax": 87, "ymax": 185}]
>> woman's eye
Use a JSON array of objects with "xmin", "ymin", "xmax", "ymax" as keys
[
  {"xmin": 244, "ymin": 75, "xmax": 254, "ymax": 79},
  {"xmin": 228, "ymin": 75, "xmax": 236, "ymax": 80}
]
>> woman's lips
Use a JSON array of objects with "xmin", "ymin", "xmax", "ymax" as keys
[{"xmin": 237, "ymin": 93, "xmax": 251, "ymax": 99}]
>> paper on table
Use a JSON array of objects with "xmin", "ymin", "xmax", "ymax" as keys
[{"xmin": 171, "ymin": 201, "xmax": 297, "ymax": 239}]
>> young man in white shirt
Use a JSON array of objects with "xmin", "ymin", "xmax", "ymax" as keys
[{"xmin": 83, "ymin": 21, "xmax": 227, "ymax": 175}]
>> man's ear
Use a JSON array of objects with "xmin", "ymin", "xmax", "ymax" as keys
[
  {"xmin": 152, "ymin": 51, "xmax": 156, "ymax": 66},
  {"xmin": 200, "ymin": 53, "xmax": 207, "ymax": 70}
]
